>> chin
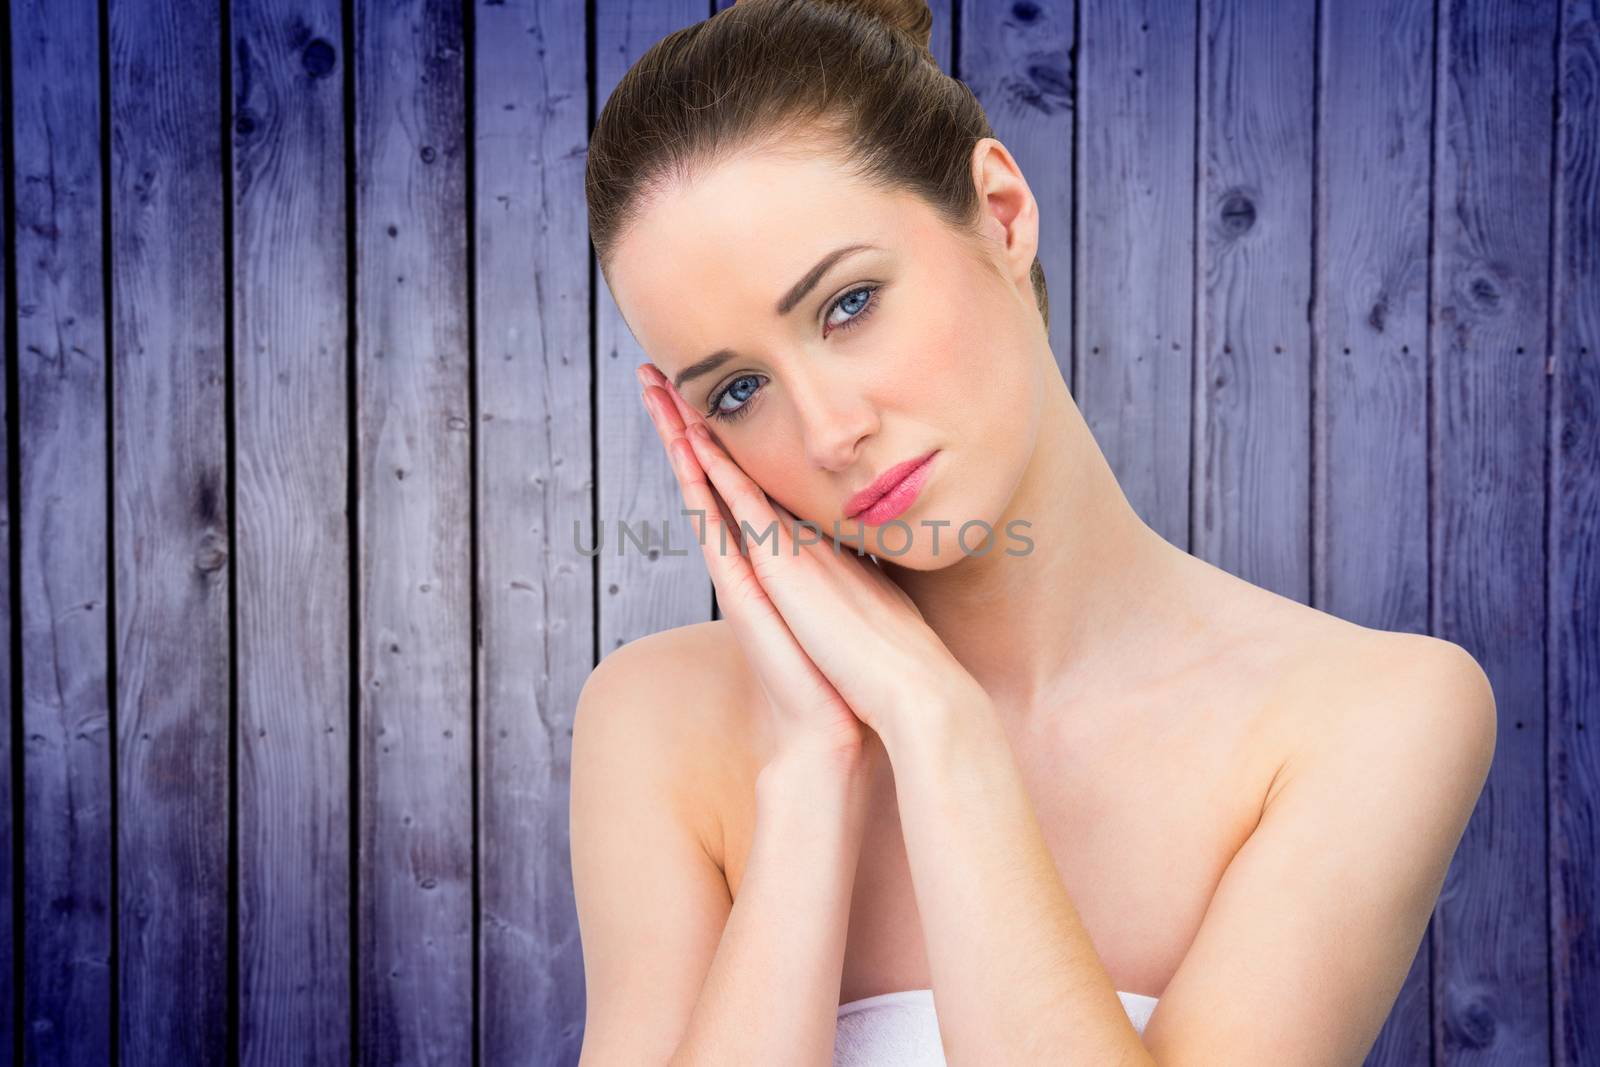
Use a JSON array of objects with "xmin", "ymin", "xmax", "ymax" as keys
[{"xmin": 848, "ymin": 499, "xmax": 1013, "ymax": 573}]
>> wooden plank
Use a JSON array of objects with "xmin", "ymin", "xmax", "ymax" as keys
[
  {"xmin": 472, "ymin": 0, "xmax": 591, "ymax": 1062},
  {"xmin": 958, "ymin": 0, "xmax": 1077, "ymax": 393},
  {"xmin": 1429, "ymin": 0, "xmax": 1556, "ymax": 1062},
  {"xmin": 926, "ymin": 0, "xmax": 952, "ymax": 73},
  {"xmin": 1312, "ymin": 1, "xmax": 1437, "ymax": 1062},
  {"xmin": 1, "ymin": 6, "xmax": 12, "ymax": 1060},
  {"xmin": 1193, "ymin": 0, "xmax": 1315, "ymax": 600},
  {"xmin": 108, "ymin": 0, "xmax": 231, "ymax": 1060},
  {"xmin": 353, "ymin": 1, "xmax": 473, "ymax": 1062},
  {"xmin": 1549, "ymin": 2, "xmax": 1600, "ymax": 1064},
  {"xmin": 229, "ymin": 1, "xmax": 351, "ymax": 1062},
  {"xmin": 594, "ymin": 0, "xmax": 715, "ymax": 656},
  {"xmin": 1074, "ymin": 0, "xmax": 1198, "ymax": 547},
  {"xmin": 13, "ymin": 0, "xmax": 115, "ymax": 1061}
]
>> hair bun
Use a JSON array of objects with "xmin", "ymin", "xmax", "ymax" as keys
[
  {"xmin": 828, "ymin": 0, "xmax": 934, "ymax": 55},
  {"xmin": 736, "ymin": 0, "xmax": 937, "ymax": 67}
]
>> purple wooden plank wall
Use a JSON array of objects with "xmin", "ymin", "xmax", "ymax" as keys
[
  {"xmin": 0, "ymin": 1, "xmax": 1594, "ymax": 1065},
  {"xmin": 1430, "ymin": 2, "xmax": 1556, "ymax": 1062},
  {"xmin": 109, "ymin": 0, "xmax": 233, "ymax": 1062},
  {"xmin": 353, "ymin": 0, "xmax": 475, "ymax": 1062},
  {"xmin": 1549, "ymin": 2, "xmax": 1599, "ymax": 1062},
  {"xmin": 0, "ymin": 7, "xmax": 11, "ymax": 1063},
  {"xmin": 474, "ymin": 1, "xmax": 591, "ymax": 1064},
  {"xmin": 1318, "ymin": 1, "xmax": 1437, "ymax": 1060},
  {"xmin": 11, "ymin": 0, "xmax": 115, "ymax": 1063},
  {"xmin": 231, "ymin": 0, "xmax": 351, "ymax": 1063}
]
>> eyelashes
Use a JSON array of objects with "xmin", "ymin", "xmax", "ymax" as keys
[
  {"xmin": 705, "ymin": 373, "xmax": 763, "ymax": 425},
  {"xmin": 705, "ymin": 283, "xmax": 883, "ymax": 424},
  {"xmin": 824, "ymin": 284, "xmax": 878, "ymax": 333}
]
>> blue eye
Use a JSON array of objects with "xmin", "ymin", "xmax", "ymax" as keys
[
  {"xmin": 708, "ymin": 374, "xmax": 763, "ymax": 423},
  {"xmin": 705, "ymin": 284, "xmax": 882, "ymax": 424},
  {"xmin": 825, "ymin": 285, "xmax": 876, "ymax": 332}
]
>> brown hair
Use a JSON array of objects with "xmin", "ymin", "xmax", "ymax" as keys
[{"xmin": 584, "ymin": 0, "xmax": 1049, "ymax": 330}]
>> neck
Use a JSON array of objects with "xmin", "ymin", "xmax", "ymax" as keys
[{"xmin": 882, "ymin": 357, "xmax": 1192, "ymax": 715}]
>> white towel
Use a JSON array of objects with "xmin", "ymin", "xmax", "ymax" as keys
[{"xmin": 834, "ymin": 988, "xmax": 1158, "ymax": 1066}]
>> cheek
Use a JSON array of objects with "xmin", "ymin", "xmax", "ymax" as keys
[
  {"xmin": 732, "ymin": 445, "xmax": 810, "ymax": 514},
  {"xmin": 890, "ymin": 261, "xmax": 1019, "ymax": 416},
  {"xmin": 896, "ymin": 311, "xmax": 1007, "ymax": 434}
]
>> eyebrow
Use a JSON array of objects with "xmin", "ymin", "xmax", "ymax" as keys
[{"xmin": 670, "ymin": 242, "xmax": 882, "ymax": 393}]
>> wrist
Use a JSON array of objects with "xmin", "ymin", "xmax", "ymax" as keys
[
  {"xmin": 757, "ymin": 737, "xmax": 876, "ymax": 798},
  {"xmin": 876, "ymin": 670, "xmax": 993, "ymax": 761},
  {"xmin": 754, "ymin": 742, "xmax": 877, "ymax": 852}
]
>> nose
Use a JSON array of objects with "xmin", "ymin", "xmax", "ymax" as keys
[{"xmin": 786, "ymin": 365, "xmax": 877, "ymax": 472}]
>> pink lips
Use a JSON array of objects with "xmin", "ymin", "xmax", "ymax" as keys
[{"xmin": 844, "ymin": 450, "xmax": 939, "ymax": 524}]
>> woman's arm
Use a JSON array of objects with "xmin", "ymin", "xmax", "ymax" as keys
[
  {"xmin": 875, "ymin": 676, "xmax": 1151, "ymax": 1065},
  {"xmin": 669, "ymin": 744, "xmax": 876, "ymax": 1066},
  {"xmin": 572, "ymin": 631, "xmax": 878, "ymax": 1067},
  {"xmin": 876, "ymin": 637, "xmax": 1496, "ymax": 1067},
  {"xmin": 628, "ymin": 364, "xmax": 889, "ymax": 1060}
]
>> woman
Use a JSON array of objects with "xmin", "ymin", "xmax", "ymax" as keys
[{"xmin": 569, "ymin": 1, "xmax": 1497, "ymax": 1063}]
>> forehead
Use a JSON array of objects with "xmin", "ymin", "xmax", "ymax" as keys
[{"xmin": 607, "ymin": 148, "xmax": 930, "ymax": 367}]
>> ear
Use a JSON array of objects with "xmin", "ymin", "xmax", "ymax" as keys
[{"xmin": 969, "ymin": 137, "xmax": 1039, "ymax": 296}]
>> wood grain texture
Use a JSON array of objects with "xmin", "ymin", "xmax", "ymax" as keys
[
  {"xmin": 1194, "ymin": 0, "xmax": 1316, "ymax": 601},
  {"xmin": 1550, "ymin": 3, "xmax": 1599, "ymax": 1065},
  {"xmin": 1429, "ymin": 0, "xmax": 1557, "ymax": 1062},
  {"xmin": 108, "ymin": 0, "xmax": 232, "ymax": 1061},
  {"xmin": 1313, "ymin": 1, "xmax": 1437, "ymax": 1063},
  {"xmin": 352, "ymin": 1, "xmax": 473, "ymax": 1062},
  {"xmin": 230, "ymin": 0, "xmax": 352, "ymax": 1063},
  {"xmin": 1, "ymin": 5, "xmax": 13, "ymax": 1061},
  {"xmin": 593, "ymin": 0, "xmax": 714, "ymax": 653},
  {"xmin": 12, "ymin": 0, "xmax": 114, "ymax": 1062},
  {"xmin": 1075, "ymin": 0, "xmax": 1197, "ymax": 548},
  {"xmin": 472, "ymin": 0, "xmax": 592, "ymax": 1062},
  {"xmin": 958, "ymin": 0, "xmax": 1076, "ymax": 388}
]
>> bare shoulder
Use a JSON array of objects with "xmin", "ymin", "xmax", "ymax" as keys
[
  {"xmin": 1197, "ymin": 556, "xmax": 1493, "ymax": 717},
  {"xmin": 1183, "ymin": 560, "xmax": 1496, "ymax": 804},
  {"xmin": 1144, "ymin": 598, "xmax": 1498, "ymax": 1062},
  {"xmin": 576, "ymin": 619, "xmax": 761, "ymax": 868},
  {"xmin": 570, "ymin": 621, "xmax": 762, "ymax": 1062},
  {"xmin": 1261, "ymin": 609, "xmax": 1498, "ymax": 808}
]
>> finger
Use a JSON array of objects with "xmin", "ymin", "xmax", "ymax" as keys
[
  {"xmin": 638, "ymin": 368, "xmax": 750, "ymax": 550},
  {"xmin": 643, "ymin": 396, "xmax": 844, "ymax": 726},
  {"xmin": 684, "ymin": 421, "xmax": 800, "ymax": 567},
  {"xmin": 640, "ymin": 383, "xmax": 743, "ymax": 551},
  {"xmin": 655, "ymin": 412, "xmax": 766, "ymax": 594},
  {"xmin": 637, "ymin": 371, "xmax": 687, "ymax": 441},
  {"xmin": 770, "ymin": 498, "xmax": 829, "ymax": 560},
  {"xmin": 648, "ymin": 366, "xmax": 718, "ymax": 440},
  {"xmin": 637, "ymin": 368, "xmax": 769, "ymax": 560},
  {"xmin": 637, "ymin": 371, "xmax": 713, "ymax": 468}
]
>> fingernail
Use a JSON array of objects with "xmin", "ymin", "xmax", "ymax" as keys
[
  {"xmin": 635, "ymin": 363, "xmax": 651, "ymax": 386},
  {"xmin": 689, "ymin": 422, "xmax": 710, "ymax": 440}
]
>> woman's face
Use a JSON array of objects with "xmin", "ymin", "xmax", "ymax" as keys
[{"xmin": 606, "ymin": 139, "xmax": 1047, "ymax": 570}]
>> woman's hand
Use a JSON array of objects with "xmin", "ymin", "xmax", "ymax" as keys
[
  {"xmin": 637, "ymin": 364, "xmax": 870, "ymax": 773},
  {"xmin": 636, "ymin": 362, "xmax": 980, "ymax": 747}
]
